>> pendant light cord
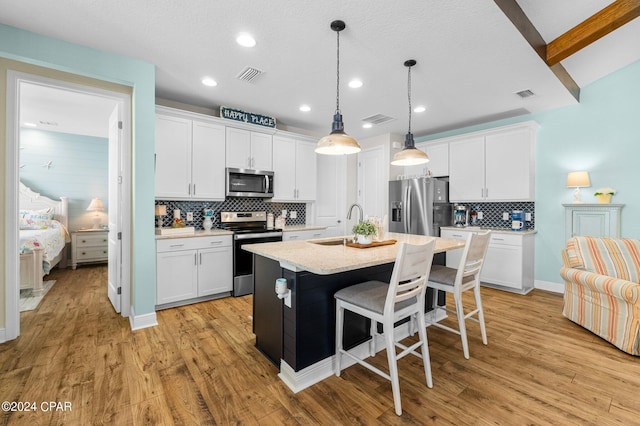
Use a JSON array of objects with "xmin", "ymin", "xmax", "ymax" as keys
[
  {"xmin": 336, "ymin": 29, "xmax": 341, "ymax": 114},
  {"xmin": 407, "ymin": 65, "xmax": 412, "ymax": 134}
]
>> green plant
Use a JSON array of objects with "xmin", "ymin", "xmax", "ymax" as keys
[
  {"xmin": 594, "ymin": 187, "xmax": 616, "ymax": 196},
  {"xmin": 352, "ymin": 221, "xmax": 377, "ymax": 236}
]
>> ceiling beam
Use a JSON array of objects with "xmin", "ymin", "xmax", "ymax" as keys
[
  {"xmin": 493, "ymin": 0, "xmax": 580, "ymax": 101},
  {"xmin": 547, "ymin": 0, "xmax": 640, "ymax": 66}
]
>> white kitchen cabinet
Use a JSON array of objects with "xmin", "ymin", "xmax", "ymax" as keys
[
  {"xmin": 155, "ymin": 108, "xmax": 225, "ymax": 200},
  {"xmin": 404, "ymin": 141, "xmax": 449, "ymax": 178},
  {"xmin": 156, "ymin": 235, "xmax": 232, "ymax": 307},
  {"xmin": 448, "ymin": 122, "xmax": 537, "ymax": 202},
  {"xmin": 563, "ymin": 204, "xmax": 624, "ymax": 241},
  {"xmin": 272, "ymin": 135, "xmax": 317, "ymax": 201},
  {"xmin": 226, "ymin": 127, "xmax": 273, "ymax": 171},
  {"xmin": 441, "ymin": 228, "xmax": 534, "ymax": 294},
  {"xmin": 283, "ymin": 228, "xmax": 327, "ymax": 241}
]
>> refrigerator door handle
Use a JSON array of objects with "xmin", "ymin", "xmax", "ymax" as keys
[{"xmin": 404, "ymin": 185, "xmax": 411, "ymax": 234}]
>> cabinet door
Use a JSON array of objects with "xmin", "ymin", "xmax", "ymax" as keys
[
  {"xmin": 481, "ymin": 242, "xmax": 523, "ymax": 289},
  {"xmin": 425, "ymin": 142, "xmax": 449, "ymax": 177},
  {"xmin": 485, "ymin": 127, "xmax": 534, "ymax": 201},
  {"xmin": 156, "ymin": 249, "xmax": 198, "ymax": 304},
  {"xmin": 449, "ymin": 136, "xmax": 485, "ymax": 202},
  {"xmin": 572, "ymin": 210, "xmax": 611, "ymax": 238},
  {"xmin": 272, "ymin": 136, "xmax": 297, "ymax": 200},
  {"xmin": 226, "ymin": 127, "xmax": 251, "ymax": 169},
  {"xmin": 295, "ymin": 141, "xmax": 317, "ymax": 201},
  {"xmin": 192, "ymin": 121, "xmax": 225, "ymax": 200},
  {"xmin": 316, "ymin": 154, "xmax": 347, "ymax": 236},
  {"xmin": 250, "ymin": 132, "xmax": 273, "ymax": 171},
  {"xmin": 197, "ymin": 246, "xmax": 233, "ymax": 296},
  {"xmin": 155, "ymin": 114, "xmax": 192, "ymax": 198}
]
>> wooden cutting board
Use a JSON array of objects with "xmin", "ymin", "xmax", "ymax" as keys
[{"xmin": 346, "ymin": 239, "xmax": 397, "ymax": 249}]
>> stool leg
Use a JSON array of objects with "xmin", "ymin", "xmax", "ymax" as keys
[
  {"xmin": 455, "ymin": 292, "xmax": 470, "ymax": 359},
  {"xmin": 384, "ymin": 319, "xmax": 402, "ymax": 416},
  {"xmin": 369, "ymin": 319, "xmax": 377, "ymax": 357},
  {"xmin": 416, "ymin": 310, "xmax": 433, "ymax": 388},
  {"xmin": 474, "ymin": 285, "xmax": 488, "ymax": 345},
  {"xmin": 335, "ymin": 302, "xmax": 344, "ymax": 376}
]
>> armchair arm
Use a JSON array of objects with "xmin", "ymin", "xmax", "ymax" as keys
[{"xmin": 560, "ymin": 267, "xmax": 639, "ymax": 304}]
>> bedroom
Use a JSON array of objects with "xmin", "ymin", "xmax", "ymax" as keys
[{"xmin": 18, "ymin": 81, "xmax": 115, "ymax": 313}]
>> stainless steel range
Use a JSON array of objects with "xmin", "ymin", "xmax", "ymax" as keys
[{"xmin": 220, "ymin": 211, "xmax": 283, "ymax": 297}]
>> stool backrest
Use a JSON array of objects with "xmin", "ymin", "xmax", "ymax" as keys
[
  {"xmin": 384, "ymin": 239, "xmax": 437, "ymax": 317},
  {"xmin": 455, "ymin": 231, "xmax": 491, "ymax": 286}
]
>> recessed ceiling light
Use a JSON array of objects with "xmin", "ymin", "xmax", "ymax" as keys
[
  {"xmin": 23, "ymin": 122, "xmax": 37, "ymax": 127},
  {"xmin": 362, "ymin": 123, "xmax": 373, "ymax": 129},
  {"xmin": 202, "ymin": 78, "xmax": 217, "ymax": 87},
  {"xmin": 299, "ymin": 105, "xmax": 311, "ymax": 112},
  {"xmin": 414, "ymin": 106, "xmax": 426, "ymax": 113},
  {"xmin": 236, "ymin": 33, "xmax": 256, "ymax": 47},
  {"xmin": 349, "ymin": 79, "xmax": 363, "ymax": 89}
]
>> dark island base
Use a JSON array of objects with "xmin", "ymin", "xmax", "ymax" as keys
[{"xmin": 253, "ymin": 255, "xmax": 445, "ymax": 372}]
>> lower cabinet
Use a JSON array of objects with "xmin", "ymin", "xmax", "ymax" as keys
[
  {"xmin": 283, "ymin": 228, "xmax": 327, "ymax": 241},
  {"xmin": 441, "ymin": 228, "xmax": 534, "ymax": 294},
  {"xmin": 156, "ymin": 235, "xmax": 232, "ymax": 307}
]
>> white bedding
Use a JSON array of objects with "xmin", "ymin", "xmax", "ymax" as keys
[{"xmin": 19, "ymin": 220, "xmax": 68, "ymax": 274}]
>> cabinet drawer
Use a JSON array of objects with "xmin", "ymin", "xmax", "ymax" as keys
[
  {"xmin": 157, "ymin": 235, "xmax": 231, "ymax": 252},
  {"xmin": 489, "ymin": 233, "xmax": 522, "ymax": 246},
  {"xmin": 76, "ymin": 247, "xmax": 108, "ymax": 260},
  {"xmin": 75, "ymin": 234, "xmax": 108, "ymax": 247}
]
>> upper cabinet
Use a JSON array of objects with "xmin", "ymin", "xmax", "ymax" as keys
[
  {"xmin": 226, "ymin": 127, "xmax": 273, "ymax": 171},
  {"xmin": 404, "ymin": 141, "xmax": 449, "ymax": 178},
  {"xmin": 449, "ymin": 122, "xmax": 537, "ymax": 202},
  {"xmin": 155, "ymin": 108, "xmax": 225, "ymax": 200},
  {"xmin": 272, "ymin": 134, "xmax": 317, "ymax": 202}
]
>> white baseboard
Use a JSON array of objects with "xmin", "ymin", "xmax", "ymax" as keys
[
  {"xmin": 129, "ymin": 306, "xmax": 158, "ymax": 331},
  {"xmin": 0, "ymin": 327, "xmax": 5, "ymax": 344},
  {"xmin": 534, "ymin": 280, "xmax": 564, "ymax": 294},
  {"xmin": 278, "ymin": 316, "xmax": 440, "ymax": 393}
]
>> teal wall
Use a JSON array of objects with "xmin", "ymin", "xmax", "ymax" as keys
[
  {"xmin": 417, "ymin": 59, "xmax": 640, "ymax": 286},
  {"xmin": 1, "ymin": 23, "xmax": 157, "ymax": 316},
  {"xmin": 20, "ymin": 129, "xmax": 108, "ymax": 231}
]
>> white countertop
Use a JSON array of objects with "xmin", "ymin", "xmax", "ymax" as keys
[
  {"xmin": 282, "ymin": 225, "xmax": 328, "ymax": 232},
  {"xmin": 241, "ymin": 232, "xmax": 465, "ymax": 275},
  {"xmin": 441, "ymin": 226, "xmax": 537, "ymax": 235},
  {"xmin": 155, "ymin": 229, "xmax": 233, "ymax": 240}
]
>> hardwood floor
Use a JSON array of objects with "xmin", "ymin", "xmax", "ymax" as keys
[{"xmin": 1, "ymin": 265, "xmax": 638, "ymax": 425}]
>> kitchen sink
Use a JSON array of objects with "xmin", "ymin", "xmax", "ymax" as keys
[{"xmin": 308, "ymin": 238, "xmax": 346, "ymax": 246}]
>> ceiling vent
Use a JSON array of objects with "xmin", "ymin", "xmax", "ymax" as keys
[
  {"xmin": 515, "ymin": 89, "xmax": 535, "ymax": 98},
  {"xmin": 360, "ymin": 113, "xmax": 395, "ymax": 125},
  {"xmin": 236, "ymin": 66, "xmax": 264, "ymax": 82}
]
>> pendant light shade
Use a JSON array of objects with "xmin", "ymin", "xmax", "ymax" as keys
[
  {"xmin": 315, "ymin": 20, "xmax": 361, "ymax": 155},
  {"xmin": 391, "ymin": 59, "xmax": 429, "ymax": 166}
]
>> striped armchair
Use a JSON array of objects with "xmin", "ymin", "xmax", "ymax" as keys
[{"xmin": 560, "ymin": 236, "xmax": 640, "ymax": 356}]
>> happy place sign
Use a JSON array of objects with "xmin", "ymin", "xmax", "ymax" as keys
[{"xmin": 220, "ymin": 106, "xmax": 276, "ymax": 128}]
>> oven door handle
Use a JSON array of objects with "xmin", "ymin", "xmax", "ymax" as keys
[{"xmin": 234, "ymin": 232, "xmax": 283, "ymax": 240}]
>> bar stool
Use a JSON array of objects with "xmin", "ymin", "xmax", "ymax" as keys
[
  {"xmin": 426, "ymin": 231, "xmax": 491, "ymax": 359},
  {"xmin": 334, "ymin": 240, "xmax": 436, "ymax": 416}
]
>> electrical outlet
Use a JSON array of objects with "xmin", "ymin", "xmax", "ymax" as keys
[
  {"xmin": 525, "ymin": 212, "xmax": 532, "ymax": 222},
  {"xmin": 503, "ymin": 212, "xmax": 509, "ymax": 220},
  {"xmin": 290, "ymin": 211, "xmax": 297, "ymax": 219},
  {"xmin": 186, "ymin": 212, "xmax": 193, "ymax": 221},
  {"xmin": 281, "ymin": 209, "xmax": 287, "ymax": 218},
  {"xmin": 477, "ymin": 212, "xmax": 483, "ymax": 220}
]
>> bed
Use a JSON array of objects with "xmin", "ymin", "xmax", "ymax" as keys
[{"xmin": 19, "ymin": 181, "xmax": 69, "ymax": 296}]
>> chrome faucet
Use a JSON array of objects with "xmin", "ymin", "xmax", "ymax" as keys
[{"xmin": 347, "ymin": 203, "xmax": 363, "ymax": 224}]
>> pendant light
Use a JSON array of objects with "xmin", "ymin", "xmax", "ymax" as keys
[
  {"xmin": 315, "ymin": 20, "xmax": 361, "ymax": 155},
  {"xmin": 391, "ymin": 60, "xmax": 429, "ymax": 166}
]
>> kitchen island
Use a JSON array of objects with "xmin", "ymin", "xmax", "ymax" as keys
[{"xmin": 242, "ymin": 232, "xmax": 465, "ymax": 392}]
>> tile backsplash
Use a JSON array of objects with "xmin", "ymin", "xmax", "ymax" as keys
[
  {"xmin": 453, "ymin": 201, "xmax": 535, "ymax": 229},
  {"xmin": 155, "ymin": 198, "xmax": 306, "ymax": 230}
]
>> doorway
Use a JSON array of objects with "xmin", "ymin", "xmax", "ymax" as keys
[{"xmin": 5, "ymin": 71, "xmax": 132, "ymax": 341}]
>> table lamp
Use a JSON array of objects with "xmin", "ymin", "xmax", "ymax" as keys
[
  {"xmin": 86, "ymin": 198, "xmax": 105, "ymax": 229},
  {"xmin": 566, "ymin": 171, "xmax": 590, "ymax": 203},
  {"xmin": 155, "ymin": 205, "xmax": 167, "ymax": 228}
]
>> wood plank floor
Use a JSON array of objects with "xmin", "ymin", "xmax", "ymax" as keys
[{"xmin": 1, "ymin": 265, "xmax": 638, "ymax": 425}]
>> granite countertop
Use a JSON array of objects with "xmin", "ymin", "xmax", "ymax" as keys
[
  {"xmin": 441, "ymin": 226, "xmax": 537, "ymax": 235},
  {"xmin": 241, "ymin": 232, "xmax": 465, "ymax": 275},
  {"xmin": 155, "ymin": 229, "xmax": 233, "ymax": 240},
  {"xmin": 282, "ymin": 225, "xmax": 328, "ymax": 232}
]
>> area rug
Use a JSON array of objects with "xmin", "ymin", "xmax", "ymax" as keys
[{"xmin": 19, "ymin": 280, "xmax": 56, "ymax": 312}]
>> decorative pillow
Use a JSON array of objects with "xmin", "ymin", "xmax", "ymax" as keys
[{"xmin": 19, "ymin": 208, "xmax": 54, "ymax": 230}]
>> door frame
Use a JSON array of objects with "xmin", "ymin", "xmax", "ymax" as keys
[{"xmin": 4, "ymin": 71, "xmax": 132, "ymax": 341}]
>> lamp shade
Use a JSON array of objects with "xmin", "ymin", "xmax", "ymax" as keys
[
  {"xmin": 566, "ymin": 171, "xmax": 590, "ymax": 188},
  {"xmin": 86, "ymin": 198, "xmax": 104, "ymax": 212},
  {"xmin": 155, "ymin": 205, "xmax": 167, "ymax": 216}
]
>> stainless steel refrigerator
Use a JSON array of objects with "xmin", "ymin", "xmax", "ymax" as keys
[{"xmin": 389, "ymin": 177, "xmax": 451, "ymax": 238}]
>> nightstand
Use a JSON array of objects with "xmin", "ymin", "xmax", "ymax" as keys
[{"xmin": 71, "ymin": 229, "xmax": 109, "ymax": 269}]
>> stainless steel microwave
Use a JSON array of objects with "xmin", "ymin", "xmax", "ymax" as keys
[{"xmin": 226, "ymin": 168, "xmax": 274, "ymax": 198}]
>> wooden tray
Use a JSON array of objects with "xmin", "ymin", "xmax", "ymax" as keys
[{"xmin": 346, "ymin": 239, "xmax": 397, "ymax": 249}]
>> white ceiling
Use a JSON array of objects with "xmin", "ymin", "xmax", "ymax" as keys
[{"xmin": 3, "ymin": 0, "xmax": 639, "ymax": 139}]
